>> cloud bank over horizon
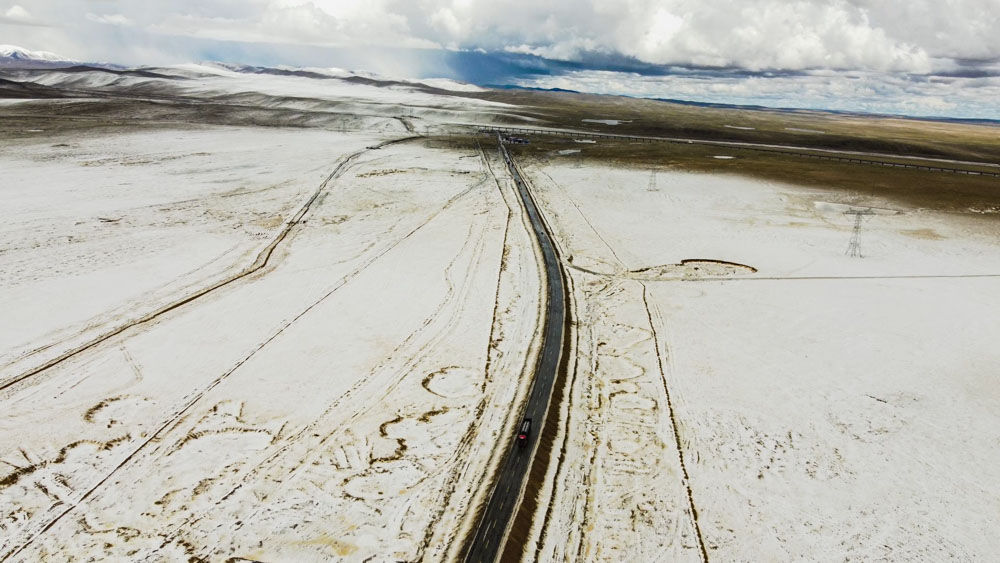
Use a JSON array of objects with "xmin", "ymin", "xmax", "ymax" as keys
[
  {"xmin": 5, "ymin": 0, "xmax": 1000, "ymax": 72},
  {"xmin": 2, "ymin": 0, "xmax": 998, "ymax": 118}
]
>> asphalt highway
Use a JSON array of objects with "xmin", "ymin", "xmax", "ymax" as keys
[{"xmin": 463, "ymin": 140, "xmax": 567, "ymax": 563}]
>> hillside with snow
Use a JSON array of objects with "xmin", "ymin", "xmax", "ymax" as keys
[{"xmin": 0, "ymin": 45, "xmax": 78, "ymax": 68}]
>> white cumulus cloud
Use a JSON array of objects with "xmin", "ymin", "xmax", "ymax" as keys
[{"xmin": 4, "ymin": 4, "xmax": 30, "ymax": 20}]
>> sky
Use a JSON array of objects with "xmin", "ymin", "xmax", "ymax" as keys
[{"xmin": 2, "ymin": 0, "xmax": 999, "ymax": 118}]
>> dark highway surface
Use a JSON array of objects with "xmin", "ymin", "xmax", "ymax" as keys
[{"xmin": 463, "ymin": 141, "xmax": 568, "ymax": 563}]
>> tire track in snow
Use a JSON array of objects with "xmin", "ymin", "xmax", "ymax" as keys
[
  {"xmin": 530, "ymin": 169, "xmax": 629, "ymax": 560},
  {"xmin": 1, "ymin": 138, "xmax": 430, "ymax": 560},
  {"xmin": 641, "ymin": 283, "xmax": 709, "ymax": 563},
  {"xmin": 477, "ymin": 142, "xmax": 515, "ymax": 393},
  {"xmin": 520, "ymin": 163, "xmax": 705, "ymax": 560},
  {"xmin": 5, "ymin": 282, "xmax": 346, "ymax": 560},
  {"xmin": 0, "ymin": 136, "xmax": 419, "ymax": 395},
  {"xmin": 413, "ymin": 144, "xmax": 515, "ymax": 560},
  {"xmin": 144, "ymin": 165, "xmax": 495, "ymax": 558},
  {"xmin": 536, "ymin": 167, "xmax": 628, "ymax": 271},
  {"xmin": 528, "ymin": 167, "xmax": 642, "ymax": 561}
]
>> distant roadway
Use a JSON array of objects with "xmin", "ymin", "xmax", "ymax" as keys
[
  {"xmin": 463, "ymin": 139, "xmax": 568, "ymax": 562},
  {"xmin": 474, "ymin": 125, "xmax": 1000, "ymax": 176}
]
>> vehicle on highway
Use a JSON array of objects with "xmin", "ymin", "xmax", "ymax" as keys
[
  {"xmin": 500, "ymin": 135, "xmax": 530, "ymax": 145},
  {"xmin": 517, "ymin": 418, "xmax": 532, "ymax": 446}
]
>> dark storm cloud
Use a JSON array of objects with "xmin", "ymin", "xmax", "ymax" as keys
[{"xmin": 2, "ymin": 1, "xmax": 997, "ymax": 118}]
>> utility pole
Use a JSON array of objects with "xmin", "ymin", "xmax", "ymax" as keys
[{"xmin": 844, "ymin": 208, "xmax": 875, "ymax": 258}]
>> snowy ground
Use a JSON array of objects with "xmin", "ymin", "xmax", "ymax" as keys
[
  {"xmin": 521, "ymin": 161, "xmax": 1000, "ymax": 561},
  {"xmin": 1, "ymin": 127, "xmax": 371, "ymax": 382},
  {"xmin": 0, "ymin": 125, "xmax": 542, "ymax": 560},
  {"xmin": 3, "ymin": 63, "xmax": 999, "ymax": 561}
]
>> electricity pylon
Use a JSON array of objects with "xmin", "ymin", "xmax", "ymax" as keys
[{"xmin": 844, "ymin": 208, "xmax": 875, "ymax": 258}]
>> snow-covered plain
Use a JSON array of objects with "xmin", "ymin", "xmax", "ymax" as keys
[
  {"xmin": 1, "ymin": 128, "xmax": 372, "ymax": 381},
  {"xmin": 4, "ymin": 63, "xmax": 1000, "ymax": 562},
  {"xmin": 521, "ymin": 161, "xmax": 1000, "ymax": 561},
  {"xmin": 0, "ymin": 118, "xmax": 543, "ymax": 559}
]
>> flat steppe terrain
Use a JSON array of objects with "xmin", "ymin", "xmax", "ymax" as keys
[{"xmin": 1, "ymin": 66, "xmax": 998, "ymax": 561}]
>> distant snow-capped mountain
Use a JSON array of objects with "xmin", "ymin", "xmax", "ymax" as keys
[{"xmin": 0, "ymin": 45, "xmax": 77, "ymax": 68}]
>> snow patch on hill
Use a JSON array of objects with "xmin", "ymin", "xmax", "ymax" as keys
[{"xmin": 0, "ymin": 45, "xmax": 76, "ymax": 67}]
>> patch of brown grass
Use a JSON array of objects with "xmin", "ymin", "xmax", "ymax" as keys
[
  {"xmin": 506, "ymin": 137, "xmax": 1000, "ymax": 215},
  {"xmin": 468, "ymin": 89, "xmax": 1000, "ymax": 164}
]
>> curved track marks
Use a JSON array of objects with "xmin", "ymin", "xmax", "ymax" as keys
[
  {"xmin": 146, "ymin": 179, "xmax": 495, "ymax": 559},
  {"xmin": 1, "ymin": 138, "xmax": 438, "ymax": 560},
  {"xmin": 518, "ymin": 163, "xmax": 708, "ymax": 562}
]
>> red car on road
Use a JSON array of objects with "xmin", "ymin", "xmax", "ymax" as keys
[{"xmin": 517, "ymin": 418, "xmax": 532, "ymax": 446}]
